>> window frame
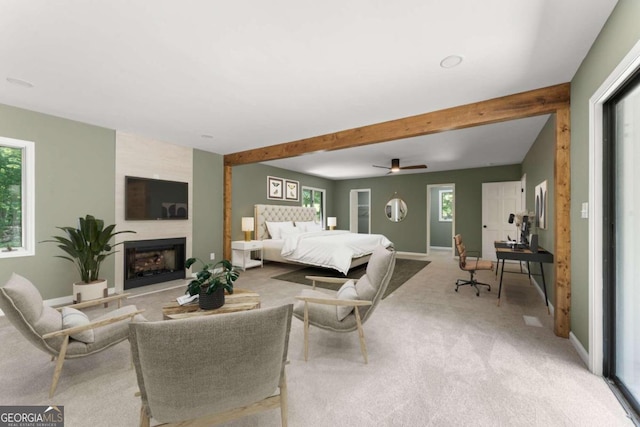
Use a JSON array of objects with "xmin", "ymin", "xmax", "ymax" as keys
[
  {"xmin": 438, "ymin": 189, "xmax": 453, "ymax": 222},
  {"xmin": 301, "ymin": 186, "xmax": 326, "ymax": 226},
  {"xmin": 0, "ymin": 136, "xmax": 35, "ymax": 258}
]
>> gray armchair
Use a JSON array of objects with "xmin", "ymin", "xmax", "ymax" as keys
[
  {"xmin": 0, "ymin": 273, "xmax": 146, "ymax": 397},
  {"xmin": 129, "ymin": 304, "xmax": 293, "ymax": 427},
  {"xmin": 293, "ymin": 246, "xmax": 396, "ymax": 363}
]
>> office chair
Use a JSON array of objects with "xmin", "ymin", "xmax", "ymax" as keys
[{"xmin": 453, "ymin": 234, "xmax": 493, "ymax": 296}]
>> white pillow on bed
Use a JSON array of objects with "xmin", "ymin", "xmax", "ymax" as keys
[
  {"xmin": 266, "ymin": 221, "xmax": 294, "ymax": 239},
  {"xmin": 280, "ymin": 227, "xmax": 301, "ymax": 240},
  {"xmin": 296, "ymin": 221, "xmax": 322, "ymax": 232}
]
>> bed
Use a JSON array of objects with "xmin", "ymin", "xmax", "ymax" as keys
[{"xmin": 254, "ymin": 204, "xmax": 393, "ymax": 274}]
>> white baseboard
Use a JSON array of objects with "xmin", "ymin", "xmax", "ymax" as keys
[
  {"xmin": 530, "ymin": 276, "xmax": 589, "ymax": 369},
  {"xmin": 530, "ymin": 275, "xmax": 555, "ymax": 316},
  {"xmin": 0, "ymin": 287, "xmax": 117, "ymax": 317},
  {"xmin": 570, "ymin": 332, "xmax": 590, "ymax": 368},
  {"xmin": 396, "ymin": 251, "xmax": 428, "ymax": 258}
]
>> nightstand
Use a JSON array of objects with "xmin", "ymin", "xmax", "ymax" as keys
[{"xmin": 231, "ymin": 240, "xmax": 264, "ymax": 271}]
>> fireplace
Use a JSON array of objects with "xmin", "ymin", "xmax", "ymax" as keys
[{"xmin": 124, "ymin": 237, "xmax": 186, "ymax": 289}]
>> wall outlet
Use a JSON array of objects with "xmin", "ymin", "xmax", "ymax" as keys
[{"xmin": 210, "ymin": 252, "xmax": 215, "ymax": 260}]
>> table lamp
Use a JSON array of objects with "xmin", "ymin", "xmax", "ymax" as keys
[
  {"xmin": 327, "ymin": 217, "xmax": 337, "ymax": 230},
  {"xmin": 242, "ymin": 217, "xmax": 254, "ymax": 241}
]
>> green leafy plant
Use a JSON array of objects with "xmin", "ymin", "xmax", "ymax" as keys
[
  {"xmin": 185, "ymin": 258, "xmax": 239, "ymax": 296},
  {"xmin": 43, "ymin": 215, "xmax": 135, "ymax": 283}
]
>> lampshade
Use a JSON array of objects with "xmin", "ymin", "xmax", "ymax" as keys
[
  {"xmin": 327, "ymin": 217, "xmax": 337, "ymax": 230},
  {"xmin": 242, "ymin": 217, "xmax": 254, "ymax": 241},
  {"xmin": 241, "ymin": 217, "xmax": 254, "ymax": 232}
]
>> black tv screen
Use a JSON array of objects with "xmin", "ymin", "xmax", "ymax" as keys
[{"xmin": 125, "ymin": 176, "xmax": 188, "ymax": 220}]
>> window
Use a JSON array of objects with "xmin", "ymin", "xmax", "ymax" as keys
[
  {"xmin": 0, "ymin": 136, "xmax": 34, "ymax": 257},
  {"xmin": 439, "ymin": 189, "xmax": 453, "ymax": 222},
  {"xmin": 302, "ymin": 187, "xmax": 325, "ymax": 225}
]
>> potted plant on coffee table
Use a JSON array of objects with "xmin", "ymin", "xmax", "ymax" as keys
[
  {"xmin": 185, "ymin": 258, "xmax": 239, "ymax": 310},
  {"xmin": 43, "ymin": 214, "xmax": 135, "ymax": 302}
]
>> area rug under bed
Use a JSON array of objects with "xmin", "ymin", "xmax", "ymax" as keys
[{"xmin": 271, "ymin": 259, "xmax": 430, "ymax": 299}]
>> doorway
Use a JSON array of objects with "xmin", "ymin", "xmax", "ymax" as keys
[
  {"xmin": 349, "ymin": 189, "xmax": 371, "ymax": 234},
  {"xmin": 602, "ymin": 68, "xmax": 640, "ymax": 418},
  {"xmin": 481, "ymin": 181, "xmax": 522, "ymax": 260},
  {"xmin": 426, "ymin": 184, "xmax": 455, "ymax": 256}
]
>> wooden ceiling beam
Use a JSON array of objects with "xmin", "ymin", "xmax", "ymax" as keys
[{"xmin": 224, "ymin": 83, "xmax": 570, "ymax": 166}]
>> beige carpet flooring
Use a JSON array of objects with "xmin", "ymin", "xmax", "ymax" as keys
[{"xmin": 0, "ymin": 251, "xmax": 632, "ymax": 426}]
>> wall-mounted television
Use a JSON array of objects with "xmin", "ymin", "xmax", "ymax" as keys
[{"xmin": 125, "ymin": 176, "xmax": 188, "ymax": 220}]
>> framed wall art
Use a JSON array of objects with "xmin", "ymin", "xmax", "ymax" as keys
[
  {"xmin": 535, "ymin": 180, "xmax": 547, "ymax": 229},
  {"xmin": 285, "ymin": 180, "xmax": 299, "ymax": 201},
  {"xmin": 267, "ymin": 176, "xmax": 284, "ymax": 200}
]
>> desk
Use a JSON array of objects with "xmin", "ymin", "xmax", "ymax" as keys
[{"xmin": 494, "ymin": 242, "xmax": 553, "ymax": 312}]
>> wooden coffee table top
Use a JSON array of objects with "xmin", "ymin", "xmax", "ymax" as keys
[{"xmin": 162, "ymin": 288, "xmax": 261, "ymax": 320}]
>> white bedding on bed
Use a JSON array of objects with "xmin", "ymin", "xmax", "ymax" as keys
[{"xmin": 279, "ymin": 230, "xmax": 392, "ymax": 274}]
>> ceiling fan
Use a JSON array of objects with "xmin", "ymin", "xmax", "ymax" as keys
[{"xmin": 373, "ymin": 158, "xmax": 427, "ymax": 173}]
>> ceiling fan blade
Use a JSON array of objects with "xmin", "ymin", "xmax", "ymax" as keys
[
  {"xmin": 399, "ymin": 164, "xmax": 428, "ymax": 170},
  {"xmin": 372, "ymin": 165, "xmax": 390, "ymax": 169}
]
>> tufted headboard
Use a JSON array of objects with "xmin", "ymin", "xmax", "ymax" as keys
[{"xmin": 254, "ymin": 204, "xmax": 317, "ymax": 240}]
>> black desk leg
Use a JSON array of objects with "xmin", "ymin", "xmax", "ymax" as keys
[
  {"xmin": 498, "ymin": 258, "xmax": 506, "ymax": 306},
  {"xmin": 527, "ymin": 262, "xmax": 531, "ymax": 280},
  {"xmin": 540, "ymin": 262, "xmax": 550, "ymax": 315}
]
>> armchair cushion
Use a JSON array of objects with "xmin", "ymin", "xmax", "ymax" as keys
[
  {"xmin": 65, "ymin": 305, "xmax": 146, "ymax": 357},
  {"xmin": 61, "ymin": 307, "xmax": 95, "ymax": 343},
  {"xmin": 293, "ymin": 289, "xmax": 358, "ymax": 332},
  {"xmin": 336, "ymin": 280, "xmax": 358, "ymax": 321},
  {"xmin": 0, "ymin": 273, "xmax": 64, "ymax": 353},
  {"xmin": 354, "ymin": 274, "xmax": 376, "ymax": 301},
  {"xmin": 1, "ymin": 272, "xmax": 44, "ymax": 324}
]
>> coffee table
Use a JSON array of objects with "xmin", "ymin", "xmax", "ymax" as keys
[{"xmin": 162, "ymin": 288, "xmax": 261, "ymax": 320}]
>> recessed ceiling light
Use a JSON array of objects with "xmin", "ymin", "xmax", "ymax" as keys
[
  {"xmin": 440, "ymin": 55, "xmax": 463, "ymax": 69},
  {"xmin": 200, "ymin": 134, "xmax": 213, "ymax": 139},
  {"xmin": 6, "ymin": 77, "xmax": 34, "ymax": 88}
]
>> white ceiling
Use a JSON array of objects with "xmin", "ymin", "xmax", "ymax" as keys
[{"xmin": 0, "ymin": 1, "xmax": 618, "ymax": 179}]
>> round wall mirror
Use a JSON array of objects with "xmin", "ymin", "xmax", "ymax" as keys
[{"xmin": 385, "ymin": 197, "xmax": 407, "ymax": 222}]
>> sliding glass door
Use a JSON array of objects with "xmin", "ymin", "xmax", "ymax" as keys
[{"xmin": 603, "ymin": 69, "xmax": 640, "ymax": 418}]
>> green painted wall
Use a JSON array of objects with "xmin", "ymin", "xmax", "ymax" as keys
[
  {"xmin": 192, "ymin": 149, "xmax": 224, "ymax": 263},
  {"xmin": 333, "ymin": 165, "xmax": 521, "ymax": 253},
  {"xmin": 0, "ymin": 103, "xmax": 115, "ymax": 300},
  {"xmin": 570, "ymin": 0, "xmax": 640, "ymax": 348},
  {"xmin": 522, "ymin": 115, "xmax": 555, "ymax": 305},
  {"xmin": 231, "ymin": 163, "xmax": 336, "ymax": 241},
  {"xmin": 429, "ymin": 186, "xmax": 453, "ymax": 248}
]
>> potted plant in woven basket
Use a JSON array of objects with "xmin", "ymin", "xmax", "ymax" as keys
[{"xmin": 185, "ymin": 258, "xmax": 239, "ymax": 310}]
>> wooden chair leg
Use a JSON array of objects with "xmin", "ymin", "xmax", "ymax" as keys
[
  {"xmin": 303, "ymin": 302, "xmax": 309, "ymax": 362},
  {"xmin": 139, "ymin": 406, "xmax": 150, "ymax": 427},
  {"xmin": 280, "ymin": 371, "xmax": 288, "ymax": 427},
  {"xmin": 354, "ymin": 307, "xmax": 368, "ymax": 364},
  {"xmin": 49, "ymin": 336, "xmax": 69, "ymax": 398}
]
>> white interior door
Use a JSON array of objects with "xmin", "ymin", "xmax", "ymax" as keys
[{"xmin": 482, "ymin": 181, "xmax": 522, "ymax": 260}]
